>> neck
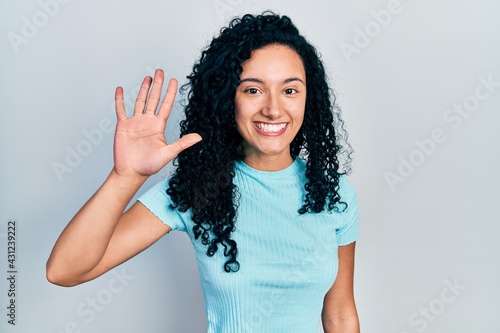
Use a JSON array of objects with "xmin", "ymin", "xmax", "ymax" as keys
[{"xmin": 243, "ymin": 153, "xmax": 294, "ymax": 171}]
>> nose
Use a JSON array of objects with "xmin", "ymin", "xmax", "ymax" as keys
[{"xmin": 261, "ymin": 92, "xmax": 283, "ymax": 119}]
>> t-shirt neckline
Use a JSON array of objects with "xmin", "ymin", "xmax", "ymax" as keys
[{"xmin": 235, "ymin": 157, "xmax": 303, "ymax": 180}]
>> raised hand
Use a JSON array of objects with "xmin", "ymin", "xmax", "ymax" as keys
[{"xmin": 113, "ymin": 69, "xmax": 201, "ymax": 179}]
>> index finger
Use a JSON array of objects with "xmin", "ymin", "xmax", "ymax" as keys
[{"xmin": 157, "ymin": 78, "xmax": 178, "ymax": 120}]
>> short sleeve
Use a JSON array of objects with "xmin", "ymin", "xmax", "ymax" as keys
[
  {"xmin": 137, "ymin": 179, "xmax": 188, "ymax": 232},
  {"xmin": 335, "ymin": 176, "xmax": 360, "ymax": 246}
]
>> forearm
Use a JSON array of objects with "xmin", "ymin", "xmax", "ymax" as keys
[{"xmin": 46, "ymin": 169, "xmax": 146, "ymax": 284}]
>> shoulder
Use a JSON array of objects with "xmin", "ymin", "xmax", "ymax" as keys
[{"xmin": 137, "ymin": 177, "xmax": 189, "ymax": 232}]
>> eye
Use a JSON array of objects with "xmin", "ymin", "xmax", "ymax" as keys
[
  {"xmin": 284, "ymin": 88, "xmax": 297, "ymax": 95},
  {"xmin": 245, "ymin": 88, "xmax": 260, "ymax": 94}
]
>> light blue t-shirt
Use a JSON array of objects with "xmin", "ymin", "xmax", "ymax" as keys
[{"xmin": 138, "ymin": 157, "xmax": 359, "ymax": 332}]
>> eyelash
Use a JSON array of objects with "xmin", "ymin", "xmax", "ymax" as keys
[
  {"xmin": 246, "ymin": 88, "xmax": 260, "ymax": 94},
  {"xmin": 244, "ymin": 88, "xmax": 298, "ymax": 95}
]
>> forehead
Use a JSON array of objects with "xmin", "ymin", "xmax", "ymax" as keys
[{"xmin": 240, "ymin": 44, "xmax": 305, "ymax": 79}]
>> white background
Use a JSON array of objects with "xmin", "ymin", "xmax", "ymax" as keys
[{"xmin": 1, "ymin": 0, "xmax": 499, "ymax": 332}]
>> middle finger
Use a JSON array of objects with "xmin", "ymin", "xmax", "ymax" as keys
[{"xmin": 144, "ymin": 69, "xmax": 165, "ymax": 115}]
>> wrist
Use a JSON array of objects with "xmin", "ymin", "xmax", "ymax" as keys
[{"xmin": 108, "ymin": 168, "xmax": 148, "ymax": 191}]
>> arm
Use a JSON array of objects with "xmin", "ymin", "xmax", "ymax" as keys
[
  {"xmin": 46, "ymin": 173, "xmax": 170, "ymax": 286},
  {"xmin": 322, "ymin": 242, "xmax": 360, "ymax": 333},
  {"xmin": 46, "ymin": 70, "xmax": 201, "ymax": 287}
]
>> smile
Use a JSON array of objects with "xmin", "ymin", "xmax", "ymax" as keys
[{"xmin": 254, "ymin": 122, "xmax": 287, "ymax": 133}]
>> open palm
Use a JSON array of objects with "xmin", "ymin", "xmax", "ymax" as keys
[{"xmin": 113, "ymin": 69, "xmax": 201, "ymax": 178}]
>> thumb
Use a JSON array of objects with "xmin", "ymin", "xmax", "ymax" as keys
[{"xmin": 160, "ymin": 133, "xmax": 202, "ymax": 163}]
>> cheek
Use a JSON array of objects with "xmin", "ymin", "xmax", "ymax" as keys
[
  {"xmin": 233, "ymin": 103, "xmax": 248, "ymax": 134},
  {"xmin": 233, "ymin": 103, "xmax": 243, "ymax": 125},
  {"xmin": 287, "ymin": 101, "xmax": 306, "ymax": 124},
  {"xmin": 234, "ymin": 101, "xmax": 254, "ymax": 124}
]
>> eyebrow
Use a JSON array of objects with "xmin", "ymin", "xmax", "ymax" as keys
[{"xmin": 238, "ymin": 77, "xmax": 305, "ymax": 85}]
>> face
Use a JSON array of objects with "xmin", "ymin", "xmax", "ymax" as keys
[{"xmin": 234, "ymin": 44, "xmax": 306, "ymax": 171}]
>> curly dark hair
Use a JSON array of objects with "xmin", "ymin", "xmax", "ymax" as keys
[{"xmin": 167, "ymin": 12, "xmax": 353, "ymax": 273}]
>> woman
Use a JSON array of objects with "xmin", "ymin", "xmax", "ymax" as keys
[{"xmin": 47, "ymin": 12, "xmax": 360, "ymax": 332}]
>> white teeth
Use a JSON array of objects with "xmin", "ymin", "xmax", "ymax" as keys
[{"xmin": 255, "ymin": 123, "xmax": 286, "ymax": 133}]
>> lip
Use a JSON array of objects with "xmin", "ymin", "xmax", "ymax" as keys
[{"xmin": 253, "ymin": 122, "xmax": 288, "ymax": 136}]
